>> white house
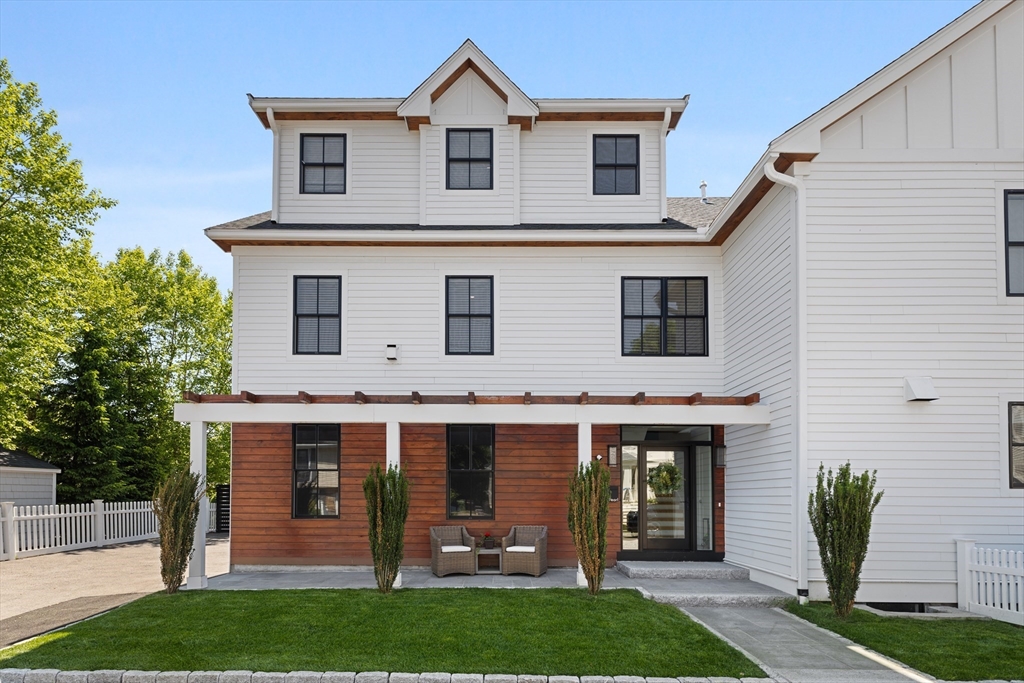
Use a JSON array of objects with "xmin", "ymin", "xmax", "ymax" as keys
[{"xmin": 176, "ymin": 0, "xmax": 1023, "ymax": 602}]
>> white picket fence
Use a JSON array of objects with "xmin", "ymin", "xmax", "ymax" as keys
[
  {"xmin": 957, "ymin": 539, "xmax": 1024, "ymax": 625},
  {"xmin": 0, "ymin": 499, "xmax": 158, "ymax": 561}
]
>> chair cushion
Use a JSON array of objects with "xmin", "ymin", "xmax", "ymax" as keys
[
  {"xmin": 440, "ymin": 545, "xmax": 472, "ymax": 553},
  {"xmin": 505, "ymin": 545, "xmax": 536, "ymax": 553}
]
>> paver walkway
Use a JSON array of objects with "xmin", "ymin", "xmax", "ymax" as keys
[
  {"xmin": 685, "ymin": 606, "xmax": 931, "ymax": 683},
  {"xmin": 0, "ymin": 535, "xmax": 229, "ymax": 647}
]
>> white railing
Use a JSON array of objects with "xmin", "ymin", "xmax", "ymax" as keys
[
  {"xmin": 0, "ymin": 499, "xmax": 158, "ymax": 561},
  {"xmin": 957, "ymin": 539, "xmax": 1024, "ymax": 625}
]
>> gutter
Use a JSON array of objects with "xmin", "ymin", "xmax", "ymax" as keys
[
  {"xmin": 763, "ymin": 153, "xmax": 809, "ymax": 602},
  {"xmin": 266, "ymin": 108, "xmax": 279, "ymax": 223},
  {"xmin": 660, "ymin": 107, "xmax": 671, "ymax": 220}
]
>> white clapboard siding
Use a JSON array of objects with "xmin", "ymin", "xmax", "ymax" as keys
[
  {"xmin": 422, "ymin": 125, "xmax": 516, "ymax": 225},
  {"xmin": 233, "ymin": 246, "xmax": 725, "ymax": 396},
  {"xmin": 721, "ymin": 184, "xmax": 796, "ymax": 588},
  {"xmin": 520, "ymin": 122, "xmax": 663, "ymax": 224},
  {"xmin": 277, "ymin": 121, "xmax": 420, "ymax": 224},
  {"xmin": 802, "ymin": 158, "xmax": 1024, "ymax": 602}
]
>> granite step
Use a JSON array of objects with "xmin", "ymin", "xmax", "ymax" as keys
[
  {"xmin": 615, "ymin": 561, "xmax": 750, "ymax": 580},
  {"xmin": 642, "ymin": 578, "xmax": 789, "ymax": 608}
]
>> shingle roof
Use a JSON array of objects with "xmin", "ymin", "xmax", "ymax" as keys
[
  {"xmin": 0, "ymin": 449, "xmax": 60, "ymax": 471},
  {"xmin": 666, "ymin": 197, "xmax": 730, "ymax": 229}
]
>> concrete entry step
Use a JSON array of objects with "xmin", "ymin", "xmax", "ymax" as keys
[
  {"xmin": 649, "ymin": 582, "xmax": 789, "ymax": 608},
  {"xmin": 615, "ymin": 561, "xmax": 750, "ymax": 580}
]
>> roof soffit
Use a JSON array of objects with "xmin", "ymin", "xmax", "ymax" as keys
[{"xmin": 397, "ymin": 39, "xmax": 539, "ymax": 118}]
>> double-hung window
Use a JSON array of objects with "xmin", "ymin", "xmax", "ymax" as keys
[
  {"xmin": 447, "ymin": 425, "xmax": 494, "ymax": 519},
  {"xmin": 1006, "ymin": 190, "xmax": 1023, "ymax": 296},
  {"xmin": 622, "ymin": 277, "xmax": 707, "ymax": 356},
  {"xmin": 447, "ymin": 129, "xmax": 492, "ymax": 190},
  {"xmin": 294, "ymin": 276, "xmax": 341, "ymax": 354},
  {"xmin": 446, "ymin": 276, "xmax": 493, "ymax": 355},
  {"xmin": 300, "ymin": 134, "xmax": 346, "ymax": 194},
  {"xmin": 1011, "ymin": 403, "xmax": 1024, "ymax": 489},
  {"xmin": 293, "ymin": 424, "xmax": 340, "ymax": 518},
  {"xmin": 594, "ymin": 135, "xmax": 639, "ymax": 195}
]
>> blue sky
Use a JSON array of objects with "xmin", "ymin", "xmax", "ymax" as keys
[{"xmin": 1, "ymin": 0, "xmax": 976, "ymax": 288}]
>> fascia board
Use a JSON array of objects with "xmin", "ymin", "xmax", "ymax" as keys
[
  {"xmin": 248, "ymin": 97, "xmax": 404, "ymax": 113},
  {"xmin": 397, "ymin": 40, "xmax": 538, "ymax": 118},
  {"xmin": 0, "ymin": 465, "xmax": 62, "ymax": 474},
  {"xmin": 770, "ymin": 0, "xmax": 1010, "ymax": 154},
  {"xmin": 205, "ymin": 228, "xmax": 711, "ymax": 245},
  {"xmin": 536, "ymin": 98, "xmax": 689, "ymax": 112},
  {"xmin": 706, "ymin": 148, "xmax": 775, "ymax": 236}
]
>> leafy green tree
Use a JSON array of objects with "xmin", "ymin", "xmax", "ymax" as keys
[{"xmin": 0, "ymin": 59, "xmax": 115, "ymax": 443}]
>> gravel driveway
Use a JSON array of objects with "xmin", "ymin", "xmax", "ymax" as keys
[{"xmin": 0, "ymin": 534, "xmax": 229, "ymax": 647}]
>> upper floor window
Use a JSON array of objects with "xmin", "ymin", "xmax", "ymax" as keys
[
  {"xmin": 294, "ymin": 276, "xmax": 340, "ymax": 354},
  {"xmin": 594, "ymin": 135, "xmax": 639, "ymax": 195},
  {"xmin": 294, "ymin": 424, "xmax": 340, "ymax": 518},
  {"xmin": 447, "ymin": 424, "xmax": 494, "ymax": 519},
  {"xmin": 447, "ymin": 129, "xmax": 492, "ymax": 190},
  {"xmin": 1011, "ymin": 403, "xmax": 1024, "ymax": 489},
  {"xmin": 622, "ymin": 277, "xmax": 707, "ymax": 356},
  {"xmin": 446, "ymin": 276, "xmax": 492, "ymax": 355},
  {"xmin": 1006, "ymin": 190, "xmax": 1023, "ymax": 296},
  {"xmin": 301, "ymin": 134, "xmax": 346, "ymax": 194}
]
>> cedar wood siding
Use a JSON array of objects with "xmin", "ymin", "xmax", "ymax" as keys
[{"xmin": 230, "ymin": 422, "xmax": 622, "ymax": 567}]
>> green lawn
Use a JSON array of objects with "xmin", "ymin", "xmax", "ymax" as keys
[
  {"xmin": 1, "ymin": 589, "xmax": 762, "ymax": 677},
  {"xmin": 785, "ymin": 602, "xmax": 1024, "ymax": 682}
]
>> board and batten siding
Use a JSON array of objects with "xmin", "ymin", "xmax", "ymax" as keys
[
  {"xmin": 0, "ymin": 469, "xmax": 58, "ymax": 507},
  {"xmin": 232, "ymin": 246, "xmax": 724, "ymax": 396},
  {"xmin": 721, "ymin": 185, "xmax": 797, "ymax": 592}
]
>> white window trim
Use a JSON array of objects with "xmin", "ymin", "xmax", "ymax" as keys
[
  {"xmin": 996, "ymin": 182, "xmax": 1024, "ymax": 305},
  {"xmin": 437, "ymin": 269, "xmax": 500, "ymax": 362},
  {"xmin": 612, "ymin": 267, "xmax": 719, "ymax": 366},
  {"xmin": 290, "ymin": 125, "xmax": 353, "ymax": 201},
  {"xmin": 286, "ymin": 266, "xmax": 349, "ymax": 363},
  {"xmin": 437, "ymin": 125, "xmax": 502, "ymax": 197},
  {"xmin": 1000, "ymin": 393, "xmax": 1024, "ymax": 496},
  {"xmin": 586, "ymin": 128, "xmax": 647, "ymax": 201}
]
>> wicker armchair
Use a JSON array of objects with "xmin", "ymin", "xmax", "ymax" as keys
[
  {"xmin": 501, "ymin": 525, "xmax": 548, "ymax": 576},
  {"xmin": 430, "ymin": 526, "xmax": 476, "ymax": 577}
]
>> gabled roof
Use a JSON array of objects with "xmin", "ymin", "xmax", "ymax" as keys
[
  {"xmin": 0, "ymin": 448, "xmax": 60, "ymax": 471},
  {"xmin": 708, "ymin": 0, "xmax": 1013, "ymax": 245}
]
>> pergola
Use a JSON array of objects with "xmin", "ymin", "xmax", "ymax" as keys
[{"xmin": 174, "ymin": 390, "xmax": 770, "ymax": 588}]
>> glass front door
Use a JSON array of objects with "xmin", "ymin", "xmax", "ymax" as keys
[{"xmin": 643, "ymin": 448, "xmax": 688, "ymax": 550}]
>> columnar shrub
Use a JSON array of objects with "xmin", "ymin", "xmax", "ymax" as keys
[
  {"xmin": 152, "ymin": 467, "xmax": 204, "ymax": 594},
  {"xmin": 808, "ymin": 462, "xmax": 884, "ymax": 617},
  {"xmin": 363, "ymin": 463, "xmax": 410, "ymax": 594},
  {"xmin": 568, "ymin": 461, "xmax": 610, "ymax": 596}
]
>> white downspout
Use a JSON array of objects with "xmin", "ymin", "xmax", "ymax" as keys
[
  {"xmin": 660, "ymin": 107, "xmax": 670, "ymax": 220},
  {"xmin": 763, "ymin": 153, "xmax": 809, "ymax": 602},
  {"xmin": 267, "ymin": 107, "xmax": 280, "ymax": 223}
]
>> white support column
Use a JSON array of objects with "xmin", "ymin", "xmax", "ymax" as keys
[
  {"xmin": 187, "ymin": 421, "xmax": 209, "ymax": 589},
  {"xmin": 386, "ymin": 421, "xmax": 402, "ymax": 588},
  {"xmin": 577, "ymin": 422, "xmax": 592, "ymax": 587},
  {"xmin": 92, "ymin": 499, "xmax": 105, "ymax": 548},
  {"xmin": 956, "ymin": 538, "xmax": 975, "ymax": 611}
]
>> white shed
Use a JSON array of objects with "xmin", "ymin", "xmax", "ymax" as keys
[{"xmin": 0, "ymin": 449, "xmax": 60, "ymax": 507}]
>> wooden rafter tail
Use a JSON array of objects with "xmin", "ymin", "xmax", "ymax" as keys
[
  {"xmin": 743, "ymin": 392, "xmax": 761, "ymax": 405},
  {"xmin": 240, "ymin": 391, "xmax": 258, "ymax": 404},
  {"xmin": 467, "ymin": 391, "xmax": 476, "ymax": 405},
  {"xmin": 412, "ymin": 391, "xmax": 422, "ymax": 405},
  {"xmin": 524, "ymin": 392, "xmax": 532, "ymax": 405},
  {"xmin": 182, "ymin": 391, "xmax": 203, "ymax": 403},
  {"xmin": 633, "ymin": 392, "xmax": 645, "ymax": 405},
  {"xmin": 579, "ymin": 391, "xmax": 588, "ymax": 405},
  {"xmin": 354, "ymin": 391, "xmax": 367, "ymax": 405},
  {"xmin": 689, "ymin": 392, "xmax": 703, "ymax": 405},
  {"xmin": 297, "ymin": 391, "xmax": 312, "ymax": 404}
]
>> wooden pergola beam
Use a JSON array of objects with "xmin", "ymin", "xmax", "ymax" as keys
[
  {"xmin": 240, "ymin": 391, "xmax": 258, "ymax": 404},
  {"xmin": 579, "ymin": 391, "xmax": 588, "ymax": 405},
  {"xmin": 744, "ymin": 392, "xmax": 760, "ymax": 405},
  {"xmin": 689, "ymin": 392, "xmax": 703, "ymax": 405},
  {"xmin": 633, "ymin": 392, "xmax": 645, "ymax": 405},
  {"xmin": 298, "ymin": 391, "xmax": 312, "ymax": 404},
  {"xmin": 180, "ymin": 391, "xmax": 764, "ymax": 407},
  {"xmin": 412, "ymin": 391, "xmax": 422, "ymax": 405}
]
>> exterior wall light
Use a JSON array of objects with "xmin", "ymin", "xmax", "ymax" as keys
[
  {"xmin": 386, "ymin": 344, "xmax": 398, "ymax": 361},
  {"xmin": 607, "ymin": 445, "xmax": 618, "ymax": 467},
  {"xmin": 714, "ymin": 445, "xmax": 726, "ymax": 467}
]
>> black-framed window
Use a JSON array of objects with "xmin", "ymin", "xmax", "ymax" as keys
[
  {"xmin": 447, "ymin": 129, "xmax": 492, "ymax": 190},
  {"xmin": 447, "ymin": 424, "xmax": 494, "ymax": 519},
  {"xmin": 1006, "ymin": 190, "xmax": 1023, "ymax": 296},
  {"xmin": 594, "ymin": 134, "xmax": 639, "ymax": 195},
  {"xmin": 622, "ymin": 277, "xmax": 707, "ymax": 356},
  {"xmin": 301, "ymin": 134, "xmax": 346, "ymax": 194},
  {"xmin": 294, "ymin": 276, "xmax": 341, "ymax": 354},
  {"xmin": 293, "ymin": 424, "xmax": 340, "ymax": 518},
  {"xmin": 1011, "ymin": 403, "xmax": 1024, "ymax": 489},
  {"xmin": 446, "ymin": 276, "xmax": 493, "ymax": 355}
]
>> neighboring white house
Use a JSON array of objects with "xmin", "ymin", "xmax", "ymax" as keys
[
  {"xmin": 176, "ymin": 0, "xmax": 1023, "ymax": 602},
  {"xmin": 0, "ymin": 449, "xmax": 60, "ymax": 507}
]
